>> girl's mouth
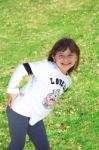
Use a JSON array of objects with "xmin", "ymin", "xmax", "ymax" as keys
[{"xmin": 61, "ymin": 63, "xmax": 71, "ymax": 66}]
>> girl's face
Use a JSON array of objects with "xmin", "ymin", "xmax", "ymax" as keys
[{"xmin": 52, "ymin": 48, "xmax": 77, "ymax": 75}]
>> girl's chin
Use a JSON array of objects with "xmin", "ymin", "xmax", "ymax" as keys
[{"xmin": 60, "ymin": 69, "xmax": 68, "ymax": 75}]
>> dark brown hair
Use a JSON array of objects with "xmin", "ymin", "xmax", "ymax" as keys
[{"xmin": 48, "ymin": 37, "xmax": 80, "ymax": 74}]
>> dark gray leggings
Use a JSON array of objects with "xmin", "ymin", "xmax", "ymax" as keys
[{"xmin": 6, "ymin": 106, "xmax": 50, "ymax": 150}]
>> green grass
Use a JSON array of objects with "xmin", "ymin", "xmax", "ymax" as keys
[{"xmin": 0, "ymin": 0, "xmax": 99, "ymax": 149}]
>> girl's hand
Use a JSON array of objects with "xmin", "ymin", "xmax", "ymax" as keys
[
  {"xmin": 7, "ymin": 93, "xmax": 19, "ymax": 107},
  {"xmin": 7, "ymin": 93, "xmax": 24, "ymax": 107}
]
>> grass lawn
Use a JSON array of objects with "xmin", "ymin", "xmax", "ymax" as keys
[{"xmin": 0, "ymin": 0, "xmax": 99, "ymax": 149}]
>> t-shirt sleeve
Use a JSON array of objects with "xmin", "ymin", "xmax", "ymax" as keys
[
  {"xmin": 7, "ymin": 64, "xmax": 28, "ymax": 94},
  {"xmin": 29, "ymin": 61, "xmax": 43, "ymax": 76},
  {"xmin": 23, "ymin": 63, "xmax": 33, "ymax": 75}
]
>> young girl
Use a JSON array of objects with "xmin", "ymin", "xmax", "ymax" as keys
[{"xmin": 6, "ymin": 37, "xmax": 80, "ymax": 150}]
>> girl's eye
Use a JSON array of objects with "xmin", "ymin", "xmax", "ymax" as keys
[
  {"xmin": 59, "ymin": 55, "xmax": 64, "ymax": 58},
  {"xmin": 68, "ymin": 54, "xmax": 73, "ymax": 57}
]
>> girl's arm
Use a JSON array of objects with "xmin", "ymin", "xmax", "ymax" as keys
[{"xmin": 7, "ymin": 63, "xmax": 33, "ymax": 107}]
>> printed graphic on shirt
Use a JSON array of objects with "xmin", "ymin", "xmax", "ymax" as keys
[
  {"xmin": 42, "ymin": 89, "xmax": 60, "ymax": 109},
  {"xmin": 50, "ymin": 78, "xmax": 66, "ymax": 91}
]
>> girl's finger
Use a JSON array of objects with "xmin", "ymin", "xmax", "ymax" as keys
[{"xmin": 7, "ymin": 98, "xmax": 11, "ymax": 107}]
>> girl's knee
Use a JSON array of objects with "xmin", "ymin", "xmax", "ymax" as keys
[{"xmin": 7, "ymin": 141, "xmax": 25, "ymax": 150}]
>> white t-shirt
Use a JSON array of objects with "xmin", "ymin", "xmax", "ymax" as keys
[{"xmin": 7, "ymin": 59, "xmax": 72, "ymax": 125}]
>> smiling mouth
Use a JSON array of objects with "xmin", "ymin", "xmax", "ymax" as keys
[{"xmin": 61, "ymin": 63, "xmax": 71, "ymax": 65}]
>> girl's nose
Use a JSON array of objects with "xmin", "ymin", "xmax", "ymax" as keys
[{"xmin": 63, "ymin": 57, "xmax": 71, "ymax": 63}]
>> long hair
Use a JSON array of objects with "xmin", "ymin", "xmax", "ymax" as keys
[{"xmin": 48, "ymin": 37, "xmax": 80, "ymax": 74}]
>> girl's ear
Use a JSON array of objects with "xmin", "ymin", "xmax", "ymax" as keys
[{"xmin": 52, "ymin": 55, "xmax": 55, "ymax": 62}]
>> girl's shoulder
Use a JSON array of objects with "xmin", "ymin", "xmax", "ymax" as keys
[
  {"xmin": 27, "ymin": 59, "xmax": 53, "ymax": 75},
  {"xmin": 30, "ymin": 59, "xmax": 55, "ymax": 68}
]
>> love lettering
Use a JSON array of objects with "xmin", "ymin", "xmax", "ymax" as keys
[{"xmin": 50, "ymin": 78, "xmax": 66, "ymax": 91}]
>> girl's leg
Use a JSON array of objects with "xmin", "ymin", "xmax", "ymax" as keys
[
  {"xmin": 27, "ymin": 120, "xmax": 50, "ymax": 150},
  {"xmin": 6, "ymin": 106, "xmax": 29, "ymax": 150}
]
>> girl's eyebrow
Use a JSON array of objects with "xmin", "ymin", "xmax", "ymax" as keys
[
  {"xmin": 58, "ymin": 51, "xmax": 64, "ymax": 54},
  {"xmin": 58, "ymin": 51, "xmax": 72, "ymax": 54}
]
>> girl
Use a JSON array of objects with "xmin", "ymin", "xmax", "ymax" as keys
[{"xmin": 6, "ymin": 37, "xmax": 80, "ymax": 150}]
